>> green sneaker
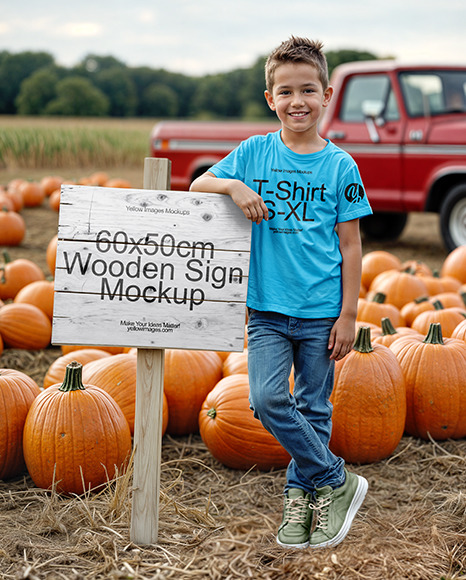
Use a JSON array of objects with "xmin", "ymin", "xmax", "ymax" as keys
[
  {"xmin": 276, "ymin": 488, "xmax": 313, "ymax": 549},
  {"xmin": 309, "ymin": 468, "xmax": 368, "ymax": 549}
]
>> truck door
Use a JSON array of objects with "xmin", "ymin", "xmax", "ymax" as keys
[{"xmin": 325, "ymin": 73, "xmax": 404, "ymax": 211}]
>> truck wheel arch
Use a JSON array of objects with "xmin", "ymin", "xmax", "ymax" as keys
[{"xmin": 439, "ymin": 182, "xmax": 466, "ymax": 251}]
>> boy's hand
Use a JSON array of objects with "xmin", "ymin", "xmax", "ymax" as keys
[
  {"xmin": 328, "ymin": 315, "xmax": 356, "ymax": 361},
  {"xmin": 229, "ymin": 182, "xmax": 269, "ymax": 224}
]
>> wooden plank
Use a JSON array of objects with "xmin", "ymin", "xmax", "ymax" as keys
[
  {"xmin": 52, "ymin": 291, "xmax": 246, "ymax": 351},
  {"xmin": 132, "ymin": 348, "xmax": 165, "ymax": 544},
  {"xmin": 57, "ymin": 185, "xmax": 250, "ymax": 252},
  {"xmin": 131, "ymin": 158, "xmax": 169, "ymax": 546},
  {"xmin": 54, "ymin": 239, "xmax": 249, "ymax": 303}
]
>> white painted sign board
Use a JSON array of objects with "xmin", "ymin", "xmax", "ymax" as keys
[{"xmin": 52, "ymin": 184, "xmax": 251, "ymax": 352}]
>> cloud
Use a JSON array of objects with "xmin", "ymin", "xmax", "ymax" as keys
[{"xmin": 59, "ymin": 22, "xmax": 102, "ymax": 37}]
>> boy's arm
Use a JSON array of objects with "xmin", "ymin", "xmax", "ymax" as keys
[
  {"xmin": 328, "ymin": 218, "xmax": 362, "ymax": 361},
  {"xmin": 190, "ymin": 171, "xmax": 269, "ymax": 224}
]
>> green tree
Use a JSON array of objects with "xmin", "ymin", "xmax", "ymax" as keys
[
  {"xmin": 140, "ymin": 83, "xmax": 179, "ymax": 117},
  {"xmin": 191, "ymin": 72, "xmax": 243, "ymax": 118},
  {"xmin": 45, "ymin": 76, "xmax": 109, "ymax": 116},
  {"xmin": 92, "ymin": 67, "xmax": 138, "ymax": 117},
  {"xmin": 129, "ymin": 66, "xmax": 198, "ymax": 117},
  {"xmin": 0, "ymin": 51, "xmax": 55, "ymax": 113},
  {"xmin": 15, "ymin": 68, "xmax": 59, "ymax": 115}
]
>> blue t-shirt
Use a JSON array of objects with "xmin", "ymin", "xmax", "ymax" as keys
[{"xmin": 210, "ymin": 131, "xmax": 372, "ymax": 318}]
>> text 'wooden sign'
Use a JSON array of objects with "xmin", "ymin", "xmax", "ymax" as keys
[{"xmin": 52, "ymin": 184, "xmax": 251, "ymax": 352}]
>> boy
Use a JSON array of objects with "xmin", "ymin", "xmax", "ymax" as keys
[{"xmin": 190, "ymin": 36, "xmax": 371, "ymax": 549}]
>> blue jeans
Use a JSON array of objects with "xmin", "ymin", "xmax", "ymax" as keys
[{"xmin": 247, "ymin": 309, "xmax": 345, "ymax": 494}]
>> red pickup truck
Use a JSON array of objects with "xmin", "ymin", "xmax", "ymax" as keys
[{"xmin": 150, "ymin": 61, "xmax": 466, "ymax": 251}]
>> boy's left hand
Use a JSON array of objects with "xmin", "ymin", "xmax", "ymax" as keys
[{"xmin": 328, "ymin": 315, "xmax": 355, "ymax": 361}]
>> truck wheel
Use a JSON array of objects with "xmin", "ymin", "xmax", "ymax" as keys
[
  {"xmin": 360, "ymin": 212, "xmax": 408, "ymax": 241},
  {"xmin": 440, "ymin": 184, "xmax": 466, "ymax": 252}
]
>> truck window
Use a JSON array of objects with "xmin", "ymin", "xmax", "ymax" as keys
[
  {"xmin": 340, "ymin": 74, "xmax": 399, "ymax": 122},
  {"xmin": 399, "ymin": 71, "xmax": 466, "ymax": 116}
]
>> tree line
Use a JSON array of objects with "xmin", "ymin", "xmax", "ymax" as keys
[{"xmin": 0, "ymin": 49, "xmax": 380, "ymax": 119}]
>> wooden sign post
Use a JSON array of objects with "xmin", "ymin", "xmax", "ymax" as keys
[{"xmin": 52, "ymin": 158, "xmax": 251, "ymax": 545}]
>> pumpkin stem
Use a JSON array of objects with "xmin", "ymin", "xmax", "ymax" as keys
[
  {"xmin": 460, "ymin": 291, "xmax": 466, "ymax": 308},
  {"xmin": 59, "ymin": 361, "xmax": 86, "ymax": 392},
  {"xmin": 371, "ymin": 292, "xmax": 387, "ymax": 304},
  {"xmin": 206, "ymin": 407, "xmax": 217, "ymax": 419},
  {"xmin": 2, "ymin": 250, "xmax": 11, "ymax": 264},
  {"xmin": 353, "ymin": 326, "xmax": 374, "ymax": 353},
  {"xmin": 432, "ymin": 300, "xmax": 445, "ymax": 311},
  {"xmin": 423, "ymin": 322, "xmax": 444, "ymax": 345},
  {"xmin": 380, "ymin": 317, "xmax": 398, "ymax": 336},
  {"xmin": 414, "ymin": 295, "xmax": 429, "ymax": 304}
]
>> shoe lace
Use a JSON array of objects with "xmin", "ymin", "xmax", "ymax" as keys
[
  {"xmin": 284, "ymin": 496, "xmax": 310, "ymax": 524},
  {"xmin": 314, "ymin": 491, "xmax": 334, "ymax": 532}
]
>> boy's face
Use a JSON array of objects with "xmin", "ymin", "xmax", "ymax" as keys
[{"xmin": 264, "ymin": 62, "xmax": 332, "ymax": 137}]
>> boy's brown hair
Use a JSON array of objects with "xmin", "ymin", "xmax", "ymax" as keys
[{"xmin": 265, "ymin": 36, "xmax": 329, "ymax": 92}]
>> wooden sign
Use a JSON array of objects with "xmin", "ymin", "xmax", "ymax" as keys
[{"xmin": 52, "ymin": 182, "xmax": 251, "ymax": 352}]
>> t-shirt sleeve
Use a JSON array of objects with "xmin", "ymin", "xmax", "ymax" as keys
[
  {"xmin": 336, "ymin": 162, "xmax": 373, "ymax": 222},
  {"xmin": 209, "ymin": 139, "xmax": 249, "ymax": 180}
]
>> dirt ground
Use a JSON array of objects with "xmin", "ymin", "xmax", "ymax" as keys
[{"xmin": 1, "ymin": 173, "xmax": 464, "ymax": 580}]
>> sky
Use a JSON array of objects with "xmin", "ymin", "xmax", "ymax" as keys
[{"xmin": 0, "ymin": 0, "xmax": 465, "ymax": 76}]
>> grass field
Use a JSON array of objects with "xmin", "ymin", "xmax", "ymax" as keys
[{"xmin": 0, "ymin": 115, "xmax": 158, "ymax": 173}]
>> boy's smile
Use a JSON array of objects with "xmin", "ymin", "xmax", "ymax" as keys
[{"xmin": 264, "ymin": 62, "xmax": 333, "ymax": 152}]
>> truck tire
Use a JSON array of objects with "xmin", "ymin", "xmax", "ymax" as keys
[
  {"xmin": 360, "ymin": 212, "xmax": 408, "ymax": 242},
  {"xmin": 440, "ymin": 183, "xmax": 466, "ymax": 252}
]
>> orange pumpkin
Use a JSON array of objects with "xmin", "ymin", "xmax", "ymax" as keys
[
  {"xmin": 440, "ymin": 245, "xmax": 466, "ymax": 284},
  {"xmin": 429, "ymin": 292, "xmax": 464, "ymax": 309},
  {"xmin": 401, "ymin": 260, "xmax": 432, "ymax": 276},
  {"xmin": 82, "ymin": 353, "xmax": 168, "ymax": 436},
  {"xmin": 222, "ymin": 349, "xmax": 295, "ymax": 390},
  {"xmin": 81, "ymin": 353, "xmax": 137, "ymax": 433},
  {"xmin": 451, "ymin": 318, "xmax": 466, "ymax": 342},
  {"xmin": 357, "ymin": 292, "xmax": 404, "ymax": 327},
  {"xmin": 48, "ymin": 189, "xmax": 61, "ymax": 212},
  {"xmin": 14, "ymin": 280, "xmax": 55, "ymax": 320},
  {"xmin": 0, "ymin": 253, "xmax": 45, "ymax": 300},
  {"xmin": 89, "ymin": 171, "xmax": 109, "ymax": 186},
  {"xmin": 400, "ymin": 296, "xmax": 435, "ymax": 327},
  {"xmin": 418, "ymin": 272, "xmax": 461, "ymax": 295},
  {"xmin": 4, "ymin": 187, "xmax": 24, "ymax": 212},
  {"xmin": 411, "ymin": 300, "xmax": 466, "ymax": 338},
  {"xmin": 18, "ymin": 181, "xmax": 45, "ymax": 207},
  {"xmin": 163, "ymin": 349, "xmax": 223, "ymax": 435},
  {"xmin": 223, "ymin": 350, "xmax": 248, "ymax": 376},
  {"xmin": 361, "ymin": 251, "xmax": 402, "ymax": 291},
  {"xmin": 390, "ymin": 323, "xmax": 466, "ymax": 440},
  {"xmin": 0, "ymin": 208, "xmax": 26, "ymax": 246},
  {"xmin": 0, "ymin": 369, "xmax": 41, "ymax": 479},
  {"xmin": 104, "ymin": 178, "xmax": 132, "ymax": 188},
  {"xmin": 46, "ymin": 234, "xmax": 58, "ymax": 276},
  {"xmin": 369, "ymin": 268, "xmax": 428, "ymax": 309},
  {"xmin": 40, "ymin": 175, "xmax": 63, "ymax": 197},
  {"xmin": 43, "ymin": 348, "xmax": 111, "ymax": 389},
  {"xmin": 199, "ymin": 374, "xmax": 291, "ymax": 470},
  {"xmin": 0, "ymin": 192, "xmax": 15, "ymax": 211},
  {"xmin": 61, "ymin": 344, "xmax": 127, "ymax": 355},
  {"xmin": 23, "ymin": 361, "xmax": 132, "ymax": 495},
  {"xmin": 329, "ymin": 326, "xmax": 406, "ymax": 464},
  {"xmin": 0, "ymin": 303, "xmax": 52, "ymax": 349},
  {"xmin": 372, "ymin": 317, "xmax": 420, "ymax": 348}
]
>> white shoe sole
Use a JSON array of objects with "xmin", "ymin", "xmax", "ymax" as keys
[
  {"xmin": 309, "ymin": 474, "xmax": 368, "ymax": 549},
  {"xmin": 276, "ymin": 537, "xmax": 310, "ymax": 549}
]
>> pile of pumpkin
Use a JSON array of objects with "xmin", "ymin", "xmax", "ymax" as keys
[
  {"xmin": 1, "ymin": 244, "xmax": 466, "ymax": 498},
  {"xmin": 0, "ymin": 173, "xmax": 132, "ymax": 247}
]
